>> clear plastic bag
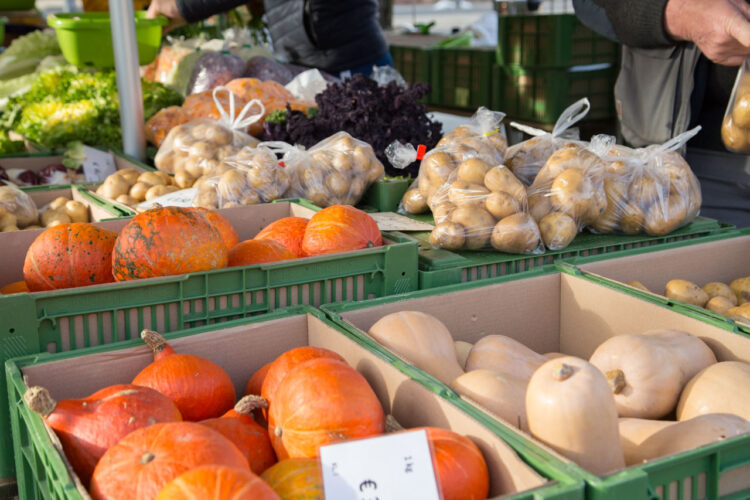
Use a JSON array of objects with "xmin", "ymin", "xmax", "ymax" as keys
[
  {"xmin": 265, "ymin": 132, "xmax": 385, "ymax": 207},
  {"xmin": 505, "ymin": 98, "xmax": 590, "ymax": 185},
  {"xmin": 722, "ymin": 58, "xmax": 750, "ymax": 152},
  {"xmin": 154, "ymin": 86, "xmax": 265, "ymax": 189},
  {"xmin": 145, "ymin": 106, "xmax": 184, "ymax": 147},
  {"xmin": 394, "ymin": 107, "xmax": 509, "ymax": 215},
  {"xmin": 0, "ymin": 184, "xmax": 38, "ymax": 228},
  {"xmin": 187, "ymin": 51, "xmax": 246, "ymax": 95}
]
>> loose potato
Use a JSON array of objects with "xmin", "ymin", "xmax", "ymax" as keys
[
  {"xmin": 665, "ymin": 279, "xmax": 709, "ymax": 307},
  {"xmin": 733, "ymin": 94, "xmax": 750, "ymax": 128},
  {"xmin": 430, "ymin": 222, "xmax": 466, "ymax": 250},
  {"xmin": 490, "ymin": 213, "xmax": 542, "ymax": 254},
  {"xmin": 484, "ymin": 166, "xmax": 526, "ymax": 204},
  {"xmin": 450, "ymin": 206, "xmax": 495, "ymax": 249},
  {"xmin": 174, "ymin": 168, "xmax": 196, "ymax": 189},
  {"xmin": 643, "ymin": 194, "xmax": 687, "ymax": 236},
  {"xmin": 448, "ymin": 181, "xmax": 490, "ymax": 209},
  {"xmin": 726, "ymin": 303, "xmax": 750, "ymax": 323},
  {"xmin": 1, "ymin": 225, "xmax": 19, "ymax": 232},
  {"xmin": 485, "ymin": 191, "xmax": 520, "ymax": 220},
  {"xmin": 402, "ymin": 189, "xmax": 428, "ymax": 215},
  {"xmin": 115, "ymin": 194, "xmax": 138, "ymax": 207},
  {"xmin": 457, "ymin": 158, "xmax": 492, "ymax": 185},
  {"xmin": 550, "ymin": 168, "xmax": 592, "ymax": 219},
  {"xmin": 730, "ymin": 276, "xmax": 750, "ymax": 305},
  {"xmin": 539, "ymin": 212, "xmax": 577, "ymax": 250},
  {"xmin": 138, "ymin": 171, "xmax": 167, "ymax": 187},
  {"xmin": 129, "ymin": 182, "xmax": 151, "ymax": 202},
  {"xmin": 620, "ymin": 203, "xmax": 645, "ymax": 235},
  {"xmin": 627, "ymin": 281, "xmax": 651, "ymax": 293},
  {"xmin": 707, "ymin": 296, "xmax": 736, "ymax": 315},
  {"xmin": 24, "ymin": 225, "xmax": 41, "ymax": 230},
  {"xmin": 49, "ymin": 197, "xmax": 70, "ymax": 211},
  {"xmin": 63, "ymin": 200, "xmax": 89, "ymax": 223},
  {"xmin": 0, "ymin": 211, "xmax": 18, "ymax": 229},
  {"xmin": 702, "ymin": 282, "xmax": 737, "ymax": 305},
  {"xmin": 116, "ymin": 168, "xmax": 142, "ymax": 185},
  {"xmin": 42, "ymin": 210, "xmax": 72, "ymax": 227},
  {"xmin": 97, "ymin": 175, "xmax": 131, "ymax": 200}
]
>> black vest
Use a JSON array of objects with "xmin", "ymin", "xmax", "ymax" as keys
[{"xmin": 264, "ymin": 0, "xmax": 388, "ymax": 75}]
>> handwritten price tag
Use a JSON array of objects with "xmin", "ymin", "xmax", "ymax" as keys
[
  {"xmin": 136, "ymin": 188, "xmax": 198, "ymax": 211},
  {"xmin": 82, "ymin": 146, "xmax": 117, "ymax": 182},
  {"xmin": 320, "ymin": 429, "xmax": 440, "ymax": 500},
  {"xmin": 368, "ymin": 212, "xmax": 434, "ymax": 232}
]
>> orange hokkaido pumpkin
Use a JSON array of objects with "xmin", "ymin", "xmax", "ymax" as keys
[
  {"xmin": 301, "ymin": 205, "xmax": 382, "ymax": 256},
  {"xmin": 132, "ymin": 329, "xmax": 236, "ymax": 421},
  {"xmin": 155, "ymin": 465, "xmax": 280, "ymax": 500},
  {"xmin": 261, "ymin": 458, "xmax": 323, "ymax": 500},
  {"xmin": 189, "ymin": 207, "xmax": 240, "ymax": 251},
  {"xmin": 24, "ymin": 384, "xmax": 181, "ymax": 487},
  {"xmin": 23, "ymin": 223, "xmax": 117, "ymax": 291},
  {"xmin": 254, "ymin": 217, "xmax": 309, "ymax": 257},
  {"xmin": 228, "ymin": 239, "xmax": 297, "ymax": 267},
  {"xmin": 200, "ymin": 396, "xmax": 277, "ymax": 475},
  {"xmin": 112, "ymin": 206, "xmax": 228, "ymax": 281},
  {"xmin": 0, "ymin": 280, "xmax": 29, "ymax": 294},
  {"xmin": 89, "ymin": 422, "xmax": 249, "ymax": 500},
  {"xmin": 268, "ymin": 358, "xmax": 385, "ymax": 459},
  {"xmin": 260, "ymin": 346, "xmax": 345, "ymax": 404},
  {"xmin": 245, "ymin": 362, "xmax": 272, "ymax": 396}
]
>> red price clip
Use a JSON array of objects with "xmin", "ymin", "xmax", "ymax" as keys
[
  {"xmin": 278, "ymin": 161, "xmax": 286, "ymax": 168},
  {"xmin": 416, "ymin": 144, "xmax": 427, "ymax": 161}
]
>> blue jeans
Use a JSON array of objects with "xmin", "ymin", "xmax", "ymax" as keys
[{"xmin": 345, "ymin": 52, "xmax": 395, "ymax": 77}]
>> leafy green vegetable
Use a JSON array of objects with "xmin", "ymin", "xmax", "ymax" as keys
[
  {"xmin": 0, "ymin": 56, "xmax": 68, "ymax": 108},
  {"xmin": 0, "ymin": 31, "xmax": 61, "ymax": 81},
  {"xmin": 0, "ymin": 129, "xmax": 25, "ymax": 155},
  {"xmin": 62, "ymin": 141, "xmax": 86, "ymax": 169}
]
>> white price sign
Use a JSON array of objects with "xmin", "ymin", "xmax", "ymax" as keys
[
  {"xmin": 368, "ymin": 212, "xmax": 435, "ymax": 232},
  {"xmin": 82, "ymin": 146, "xmax": 117, "ymax": 182},
  {"xmin": 136, "ymin": 188, "xmax": 198, "ymax": 211},
  {"xmin": 320, "ymin": 429, "xmax": 440, "ymax": 500}
]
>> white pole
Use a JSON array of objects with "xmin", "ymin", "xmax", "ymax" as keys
[{"xmin": 108, "ymin": 0, "xmax": 146, "ymax": 160}]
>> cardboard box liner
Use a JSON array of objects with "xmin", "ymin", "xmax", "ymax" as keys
[
  {"xmin": 331, "ymin": 272, "xmax": 750, "ymax": 499},
  {"xmin": 9, "ymin": 312, "xmax": 552, "ymax": 499}
]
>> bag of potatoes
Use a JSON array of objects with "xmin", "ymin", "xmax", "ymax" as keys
[
  {"xmin": 722, "ymin": 57, "xmax": 750, "ymax": 152},
  {"xmin": 395, "ymin": 107, "xmax": 509, "ymax": 215},
  {"xmin": 192, "ymin": 145, "xmax": 289, "ymax": 209},
  {"xmin": 591, "ymin": 127, "xmax": 702, "ymax": 236},
  {"xmin": 427, "ymin": 156, "xmax": 544, "ymax": 255},
  {"xmin": 505, "ymin": 98, "xmax": 590, "ymax": 185},
  {"xmin": 266, "ymin": 132, "xmax": 385, "ymax": 207},
  {"xmin": 153, "ymin": 86, "xmax": 263, "ymax": 186}
]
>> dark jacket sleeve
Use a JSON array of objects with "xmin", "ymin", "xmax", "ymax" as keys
[
  {"xmin": 592, "ymin": 0, "xmax": 674, "ymax": 48},
  {"xmin": 176, "ymin": 0, "xmax": 248, "ymax": 23}
]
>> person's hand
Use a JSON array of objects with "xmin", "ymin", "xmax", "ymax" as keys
[{"xmin": 146, "ymin": 0, "xmax": 186, "ymax": 33}]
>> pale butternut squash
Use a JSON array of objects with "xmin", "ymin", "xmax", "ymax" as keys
[
  {"xmin": 368, "ymin": 311, "xmax": 464, "ymax": 385},
  {"xmin": 618, "ymin": 418, "xmax": 677, "ymax": 465},
  {"xmin": 627, "ymin": 414, "xmax": 750, "ymax": 465},
  {"xmin": 677, "ymin": 361, "xmax": 750, "ymax": 421},
  {"xmin": 454, "ymin": 341, "xmax": 473, "ymax": 369},
  {"xmin": 589, "ymin": 330, "xmax": 715, "ymax": 419},
  {"xmin": 450, "ymin": 369, "xmax": 528, "ymax": 431},
  {"xmin": 526, "ymin": 356, "xmax": 625, "ymax": 475},
  {"xmin": 465, "ymin": 335, "xmax": 547, "ymax": 380}
]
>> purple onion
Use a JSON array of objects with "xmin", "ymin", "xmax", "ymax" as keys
[{"xmin": 39, "ymin": 164, "xmax": 71, "ymax": 185}]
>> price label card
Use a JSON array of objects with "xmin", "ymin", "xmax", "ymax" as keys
[
  {"xmin": 320, "ymin": 429, "xmax": 440, "ymax": 500},
  {"xmin": 82, "ymin": 146, "xmax": 117, "ymax": 182},
  {"xmin": 136, "ymin": 188, "xmax": 198, "ymax": 211},
  {"xmin": 369, "ymin": 212, "xmax": 434, "ymax": 232}
]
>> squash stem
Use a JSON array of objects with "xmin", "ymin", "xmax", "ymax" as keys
[
  {"xmin": 141, "ymin": 329, "xmax": 168, "ymax": 354},
  {"xmin": 234, "ymin": 395, "xmax": 268, "ymax": 415},
  {"xmin": 24, "ymin": 386, "xmax": 57, "ymax": 418}
]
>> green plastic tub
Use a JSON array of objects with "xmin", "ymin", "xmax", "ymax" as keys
[
  {"xmin": 0, "ymin": 0, "xmax": 34, "ymax": 11},
  {"xmin": 322, "ymin": 267, "xmax": 750, "ymax": 499},
  {"xmin": 411, "ymin": 216, "xmax": 736, "ymax": 289},
  {"xmin": 5, "ymin": 306, "xmax": 584, "ymax": 500},
  {"xmin": 47, "ymin": 12, "xmax": 165, "ymax": 68},
  {"xmin": 358, "ymin": 177, "xmax": 412, "ymax": 213}
]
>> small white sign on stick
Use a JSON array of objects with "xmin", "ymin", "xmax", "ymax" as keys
[{"xmin": 81, "ymin": 146, "xmax": 117, "ymax": 182}]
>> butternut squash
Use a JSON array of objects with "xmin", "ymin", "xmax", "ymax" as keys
[
  {"xmin": 618, "ymin": 418, "xmax": 677, "ymax": 465},
  {"xmin": 589, "ymin": 330, "xmax": 715, "ymax": 419},
  {"xmin": 677, "ymin": 361, "xmax": 750, "ymax": 421},
  {"xmin": 454, "ymin": 341, "xmax": 473, "ymax": 369},
  {"xmin": 526, "ymin": 357, "xmax": 625, "ymax": 475},
  {"xmin": 465, "ymin": 335, "xmax": 547, "ymax": 380},
  {"xmin": 368, "ymin": 311, "xmax": 464, "ymax": 385},
  {"xmin": 450, "ymin": 369, "xmax": 528, "ymax": 431},
  {"xmin": 627, "ymin": 414, "xmax": 750, "ymax": 465}
]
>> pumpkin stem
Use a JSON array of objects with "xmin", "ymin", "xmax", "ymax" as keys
[
  {"xmin": 385, "ymin": 415, "xmax": 405, "ymax": 433},
  {"xmin": 139, "ymin": 452, "xmax": 156, "ymax": 465},
  {"xmin": 606, "ymin": 369, "xmax": 627, "ymax": 395},
  {"xmin": 24, "ymin": 386, "xmax": 57, "ymax": 418},
  {"xmin": 234, "ymin": 395, "xmax": 268, "ymax": 415},
  {"xmin": 552, "ymin": 363, "xmax": 574, "ymax": 381},
  {"xmin": 141, "ymin": 329, "xmax": 168, "ymax": 354}
]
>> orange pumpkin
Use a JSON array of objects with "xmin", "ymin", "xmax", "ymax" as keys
[
  {"xmin": 261, "ymin": 458, "xmax": 323, "ymax": 500},
  {"xmin": 23, "ymin": 223, "xmax": 117, "ymax": 291},
  {"xmin": 228, "ymin": 239, "xmax": 297, "ymax": 267},
  {"xmin": 189, "ymin": 207, "xmax": 240, "ymax": 251},
  {"xmin": 245, "ymin": 362, "xmax": 272, "ymax": 396},
  {"xmin": 301, "ymin": 205, "xmax": 382, "ymax": 256},
  {"xmin": 260, "ymin": 346, "xmax": 345, "ymax": 405},
  {"xmin": 90, "ymin": 422, "xmax": 249, "ymax": 500},
  {"xmin": 200, "ymin": 396, "xmax": 277, "ymax": 475},
  {"xmin": 254, "ymin": 217, "xmax": 309, "ymax": 257},
  {"xmin": 0, "ymin": 280, "xmax": 29, "ymax": 294},
  {"xmin": 268, "ymin": 358, "xmax": 385, "ymax": 459},
  {"xmin": 112, "ymin": 206, "xmax": 228, "ymax": 281},
  {"xmin": 155, "ymin": 465, "xmax": 280, "ymax": 500}
]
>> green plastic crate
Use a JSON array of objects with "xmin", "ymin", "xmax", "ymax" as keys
[
  {"xmin": 0, "ymin": 0, "xmax": 35, "ymax": 11},
  {"xmin": 358, "ymin": 177, "xmax": 412, "ymax": 213},
  {"xmin": 493, "ymin": 63, "xmax": 616, "ymax": 124},
  {"xmin": 322, "ymin": 268, "xmax": 750, "ymax": 500},
  {"xmin": 390, "ymin": 44, "xmax": 432, "ymax": 85},
  {"xmin": 0, "ymin": 200, "xmax": 418, "ymax": 481},
  {"xmin": 497, "ymin": 14, "xmax": 619, "ymax": 67},
  {"xmin": 5, "ymin": 306, "xmax": 584, "ymax": 500},
  {"xmin": 431, "ymin": 47, "xmax": 495, "ymax": 111},
  {"xmin": 413, "ymin": 216, "xmax": 737, "ymax": 289}
]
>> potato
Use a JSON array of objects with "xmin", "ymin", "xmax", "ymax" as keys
[
  {"xmin": 129, "ymin": 182, "xmax": 151, "ymax": 202},
  {"xmin": 726, "ymin": 303, "xmax": 750, "ymax": 323},
  {"xmin": 97, "ymin": 175, "xmax": 131, "ymax": 200},
  {"xmin": 301, "ymin": 166, "xmax": 325, "ymax": 187},
  {"xmin": 116, "ymin": 169, "xmax": 142, "ymax": 185},
  {"xmin": 331, "ymin": 151, "xmax": 353, "ymax": 173},
  {"xmin": 241, "ymin": 191, "xmax": 261, "ymax": 206},
  {"xmin": 246, "ymin": 168, "xmax": 274, "ymax": 189},
  {"xmin": 1, "ymin": 225, "xmax": 19, "ymax": 232},
  {"xmin": 402, "ymin": 189, "xmax": 428, "ymax": 215},
  {"xmin": 188, "ymin": 141, "xmax": 216, "ymax": 160},
  {"xmin": 194, "ymin": 189, "xmax": 219, "ymax": 209},
  {"xmin": 215, "ymin": 145, "xmax": 239, "ymax": 162},
  {"xmin": 461, "ymin": 136, "xmax": 496, "ymax": 159},
  {"xmin": 627, "ymin": 281, "xmax": 650, "ymax": 293},
  {"xmin": 24, "ymin": 225, "xmax": 41, "ymax": 230},
  {"xmin": 306, "ymin": 185, "xmax": 330, "ymax": 207},
  {"xmin": 331, "ymin": 134, "xmax": 356, "ymax": 151},
  {"xmin": 138, "ymin": 171, "xmax": 167, "ymax": 187},
  {"xmin": 490, "ymin": 213, "xmax": 542, "ymax": 254},
  {"xmin": 665, "ymin": 279, "xmax": 709, "ymax": 307},
  {"xmin": 218, "ymin": 169, "xmax": 248, "ymax": 201},
  {"xmin": 204, "ymin": 124, "xmax": 233, "ymax": 146},
  {"xmin": 702, "ymin": 282, "xmax": 737, "ymax": 305},
  {"xmin": 450, "ymin": 206, "xmax": 495, "ymax": 250},
  {"xmin": 42, "ymin": 210, "xmax": 71, "ymax": 227},
  {"xmin": 417, "ymin": 174, "xmax": 442, "ymax": 202},
  {"xmin": 183, "ymin": 156, "xmax": 206, "ymax": 178},
  {"xmin": 49, "ymin": 196, "xmax": 70, "ymax": 211},
  {"xmin": 421, "ymin": 152, "xmax": 455, "ymax": 183},
  {"xmin": 145, "ymin": 185, "xmax": 178, "ymax": 201},
  {"xmin": 620, "ymin": 203, "xmax": 645, "ymax": 235},
  {"xmin": 366, "ymin": 159, "xmax": 385, "ymax": 184},
  {"xmin": 484, "ymin": 166, "xmax": 526, "ymax": 205},
  {"xmin": 326, "ymin": 171, "xmax": 350, "ymax": 197},
  {"xmin": 550, "ymin": 168, "xmax": 592, "ymax": 219},
  {"xmin": 644, "ymin": 194, "xmax": 687, "ymax": 236},
  {"xmin": 528, "ymin": 191, "xmax": 553, "ymax": 222},
  {"xmin": 353, "ymin": 146, "xmax": 373, "ymax": 171},
  {"xmin": 730, "ymin": 276, "xmax": 750, "ymax": 305},
  {"xmin": 430, "ymin": 222, "xmax": 465, "ymax": 250},
  {"xmin": 115, "ymin": 194, "xmax": 138, "ymax": 207},
  {"xmin": 174, "ymin": 169, "xmax": 196, "ymax": 189},
  {"xmin": 154, "ymin": 150, "xmax": 175, "ymax": 173},
  {"xmin": 733, "ymin": 94, "xmax": 750, "ymax": 128},
  {"xmin": 591, "ymin": 204, "xmax": 620, "ymax": 233},
  {"xmin": 486, "ymin": 132, "xmax": 508, "ymax": 156},
  {"xmin": 64, "ymin": 200, "xmax": 89, "ymax": 223},
  {"xmin": 629, "ymin": 175, "xmax": 666, "ymax": 208},
  {"xmin": 485, "ymin": 191, "xmax": 519, "ymax": 219},
  {"xmin": 539, "ymin": 212, "xmax": 577, "ymax": 250},
  {"xmin": 350, "ymin": 177, "xmax": 367, "ymax": 199},
  {"xmin": 582, "ymin": 190, "xmax": 607, "ymax": 226},
  {"xmin": 448, "ymin": 181, "xmax": 490, "ymax": 209},
  {"xmin": 457, "ymin": 158, "xmax": 492, "ymax": 185},
  {"xmin": 721, "ymin": 117, "xmax": 749, "ymax": 151},
  {"xmin": 707, "ymin": 296, "xmax": 736, "ymax": 315},
  {"xmin": 431, "ymin": 201, "xmax": 455, "ymax": 222},
  {"xmin": 0, "ymin": 211, "xmax": 18, "ymax": 229}
]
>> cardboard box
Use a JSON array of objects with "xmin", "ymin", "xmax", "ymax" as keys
[
  {"xmin": 6, "ymin": 310, "xmax": 559, "ymax": 500},
  {"xmin": 326, "ymin": 271, "xmax": 750, "ymax": 499}
]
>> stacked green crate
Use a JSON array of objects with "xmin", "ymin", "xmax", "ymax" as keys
[
  {"xmin": 389, "ymin": 44, "xmax": 433, "ymax": 104},
  {"xmin": 430, "ymin": 47, "xmax": 496, "ymax": 111}
]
